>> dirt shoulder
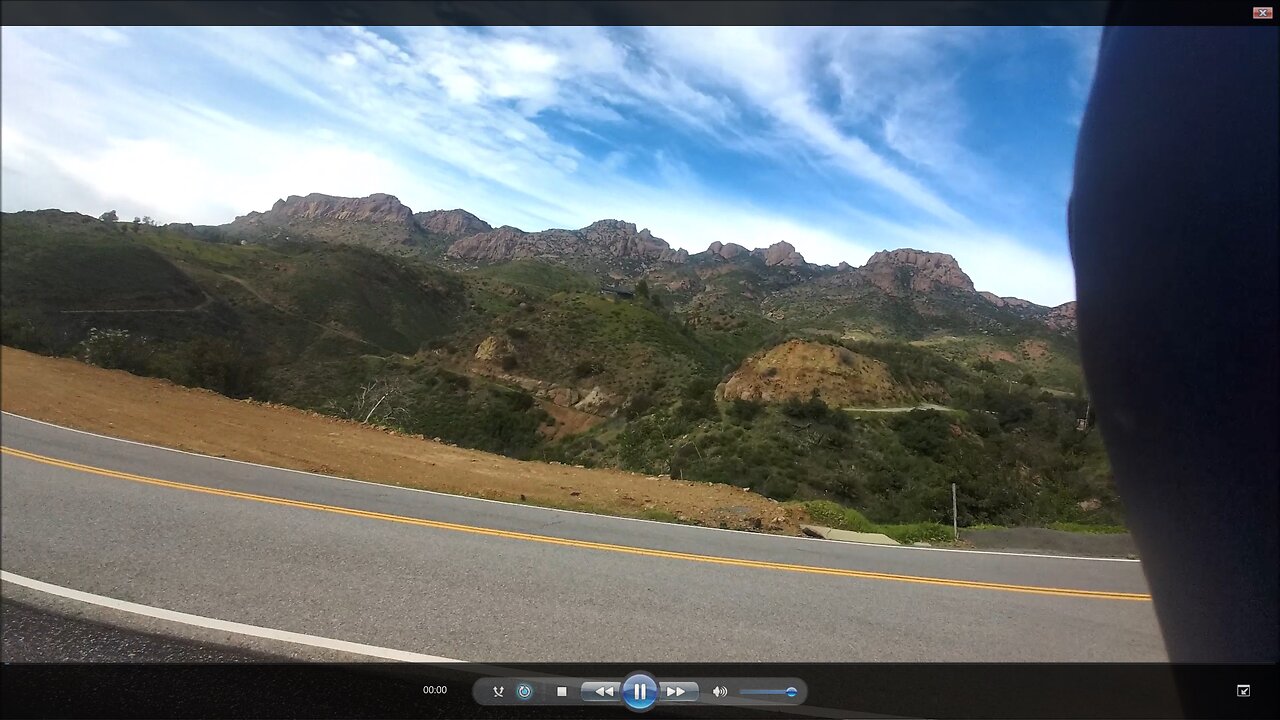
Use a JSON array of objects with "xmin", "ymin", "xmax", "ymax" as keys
[
  {"xmin": 960, "ymin": 527, "xmax": 1138, "ymax": 558},
  {"xmin": 0, "ymin": 346, "xmax": 804, "ymax": 535}
]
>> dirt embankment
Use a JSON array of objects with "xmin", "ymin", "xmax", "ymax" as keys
[
  {"xmin": 0, "ymin": 347, "xmax": 804, "ymax": 535},
  {"xmin": 717, "ymin": 339, "xmax": 910, "ymax": 407}
]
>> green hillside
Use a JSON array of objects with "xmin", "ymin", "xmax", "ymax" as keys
[{"xmin": 1, "ymin": 209, "xmax": 1118, "ymax": 532}]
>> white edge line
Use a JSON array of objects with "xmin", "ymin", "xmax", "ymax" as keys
[
  {"xmin": 0, "ymin": 410, "xmax": 1139, "ymax": 563},
  {"xmin": 0, "ymin": 570, "xmax": 462, "ymax": 663}
]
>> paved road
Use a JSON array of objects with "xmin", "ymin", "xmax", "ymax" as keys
[
  {"xmin": 0, "ymin": 413, "xmax": 1168, "ymax": 661},
  {"xmin": 1, "ymin": 597, "xmax": 274, "ymax": 662}
]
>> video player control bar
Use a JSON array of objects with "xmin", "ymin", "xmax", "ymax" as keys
[{"xmin": 473, "ymin": 674, "xmax": 806, "ymax": 711}]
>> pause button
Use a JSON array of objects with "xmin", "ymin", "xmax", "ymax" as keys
[{"xmin": 621, "ymin": 673, "xmax": 658, "ymax": 712}]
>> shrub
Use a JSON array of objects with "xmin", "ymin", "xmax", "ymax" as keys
[
  {"xmin": 77, "ymin": 328, "xmax": 152, "ymax": 375},
  {"xmin": 623, "ymin": 392, "xmax": 655, "ymax": 419},
  {"xmin": 892, "ymin": 410, "xmax": 951, "ymax": 458},
  {"xmin": 499, "ymin": 354, "xmax": 519, "ymax": 371},
  {"xmin": 1047, "ymin": 521, "xmax": 1127, "ymax": 534},
  {"xmin": 675, "ymin": 396, "xmax": 715, "ymax": 421},
  {"xmin": 421, "ymin": 338, "xmax": 449, "ymax": 351},
  {"xmin": 799, "ymin": 500, "xmax": 877, "ymax": 532},
  {"xmin": 878, "ymin": 522, "xmax": 953, "ymax": 544},
  {"xmin": 172, "ymin": 337, "xmax": 265, "ymax": 398},
  {"xmin": 681, "ymin": 376, "xmax": 717, "ymax": 402},
  {"xmin": 782, "ymin": 394, "xmax": 830, "ymax": 421},
  {"xmin": 725, "ymin": 397, "xmax": 763, "ymax": 423},
  {"xmin": 573, "ymin": 360, "xmax": 598, "ymax": 378},
  {"xmin": 504, "ymin": 326, "xmax": 529, "ymax": 340}
]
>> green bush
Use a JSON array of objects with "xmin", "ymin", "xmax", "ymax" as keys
[
  {"xmin": 573, "ymin": 360, "xmax": 599, "ymax": 378},
  {"xmin": 622, "ymin": 392, "xmax": 655, "ymax": 419},
  {"xmin": 782, "ymin": 394, "xmax": 830, "ymax": 421},
  {"xmin": 77, "ymin": 328, "xmax": 153, "ymax": 375},
  {"xmin": 877, "ymin": 522, "xmax": 953, "ymax": 544},
  {"xmin": 799, "ymin": 500, "xmax": 877, "ymax": 532},
  {"xmin": 725, "ymin": 397, "xmax": 763, "ymax": 423},
  {"xmin": 170, "ymin": 337, "xmax": 265, "ymax": 398},
  {"xmin": 1047, "ymin": 521, "xmax": 1127, "ymax": 534},
  {"xmin": 892, "ymin": 409, "xmax": 951, "ymax": 458}
]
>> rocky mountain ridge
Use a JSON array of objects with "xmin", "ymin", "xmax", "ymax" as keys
[
  {"xmin": 447, "ymin": 218, "xmax": 689, "ymax": 264},
  {"xmin": 199, "ymin": 192, "xmax": 1073, "ymax": 325}
]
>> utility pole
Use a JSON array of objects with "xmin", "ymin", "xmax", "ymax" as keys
[{"xmin": 951, "ymin": 483, "xmax": 959, "ymax": 542}]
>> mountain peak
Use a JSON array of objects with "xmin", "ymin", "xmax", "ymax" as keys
[
  {"xmin": 581, "ymin": 218, "xmax": 638, "ymax": 234},
  {"xmin": 706, "ymin": 241, "xmax": 749, "ymax": 260},
  {"xmin": 446, "ymin": 217, "xmax": 679, "ymax": 264},
  {"xmin": 755, "ymin": 240, "xmax": 806, "ymax": 267},
  {"xmin": 414, "ymin": 208, "xmax": 492, "ymax": 238},
  {"xmin": 862, "ymin": 248, "xmax": 975, "ymax": 294},
  {"xmin": 255, "ymin": 192, "xmax": 412, "ymax": 224}
]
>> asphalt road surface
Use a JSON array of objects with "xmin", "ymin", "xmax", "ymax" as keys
[
  {"xmin": 1, "ymin": 596, "xmax": 274, "ymax": 662},
  {"xmin": 0, "ymin": 412, "xmax": 1168, "ymax": 662}
]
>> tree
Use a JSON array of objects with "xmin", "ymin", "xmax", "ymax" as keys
[
  {"xmin": 635, "ymin": 279, "xmax": 649, "ymax": 298},
  {"xmin": 325, "ymin": 377, "xmax": 409, "ymax": 426},
  {"xmin": 99, "ymin": 210, "xmax": 118, "ymax": 223},
  {"xmin": 1021, "ymin": 372, "xmax": 1039, "ymax": 388},
  {"xmin": 142, "ymin": 215, "xmax": 156, "ymax": 226}
]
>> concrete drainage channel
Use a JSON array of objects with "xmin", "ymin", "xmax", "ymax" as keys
[
  {"xmin": 800, "ymin": 525, "xmax": 904, "ymax": 546},
  {"xmin": 800, "ymin": 524, "xmax": 1142, "ymax": 559}
]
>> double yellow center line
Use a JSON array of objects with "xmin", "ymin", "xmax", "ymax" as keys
[{"xmin": 0, "ymin": 445, "xmax": 1150, "ymax": 601}]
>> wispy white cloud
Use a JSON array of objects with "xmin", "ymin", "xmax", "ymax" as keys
[{"xmin": 1, "ymin": 25, "xmax": 1087, "ymax": 305}]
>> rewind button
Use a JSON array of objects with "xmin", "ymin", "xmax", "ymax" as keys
[{"xmin": 581, "ymin": 681, "xmax": 621, "ymax": 702}]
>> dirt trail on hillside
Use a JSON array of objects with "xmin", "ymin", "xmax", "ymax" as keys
[
  {"xmin": 843, "ymin": 403, "xmax": 956, "ymax": 413},
  {"xmin": 0, "ymin": 347, "xmax": 803, "ymax": 535}
]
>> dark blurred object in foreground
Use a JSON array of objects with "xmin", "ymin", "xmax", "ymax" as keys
[{"xmin": 1069, "ymin": 20, "xmax": 1278, "ymax": 662}]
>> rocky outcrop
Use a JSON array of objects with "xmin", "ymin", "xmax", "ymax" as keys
[
  {"xmin": 705, "ymin": 241, "xmax": 749, "ymax": 260},
  {"xmin": 659, "ymin": 247, "xmax": 690, "ymax": 263},
  {"xmin": 979, "ymin": 291, "xmax": 1006, "ymax": 307},
  {"xmin": 573, "ymin": 386, "xmax": 615, "ymax": 414},
  {"xmin": 446, "ymin": 219, "xmax": 680, "ymax": 264},
  {"xmin": 223, "ymin": 193, "xmax": 420, "ymax": 248},
  {"xmin": 581, "ymin": 219, "xmax": 670, "ymax": 258},
  {"xmin": 1046, "ymin": 301, "xmax": 1077, "ymax": 331},
  {"xmin": 859, "ymin": 248, "xmax": 975, "ymax": 294},
  {"xmin": 414, "ymin": 209, "xmax": 492, "ymax": 238},
  {"xmin": 240, "ymin": 193, "xmax": 413, "ymax": 225},
  {"xmin": 549, "ymin": 386, "xmax": 580, "ymax": 407},
  {"xmin": 474, "ymin": 335, "xmax": 514, "ymax": 363},
  {"xmin": 754, "ymin": 241, "xmax": 807, "ymax": 267}
]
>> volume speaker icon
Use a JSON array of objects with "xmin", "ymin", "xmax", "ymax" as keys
[{"xmin": 712, "ymin": 686, "xmax": 728, "ymax": 698}]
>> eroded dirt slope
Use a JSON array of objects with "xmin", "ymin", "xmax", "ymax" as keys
[{"xmin": 0, "ymin": 346, "xmax": 803, "ymax": 534}]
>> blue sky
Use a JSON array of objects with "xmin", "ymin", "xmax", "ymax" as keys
[{"xmin": 0, "ymin": 26, "xmax": 1099, "ymax": 305}]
